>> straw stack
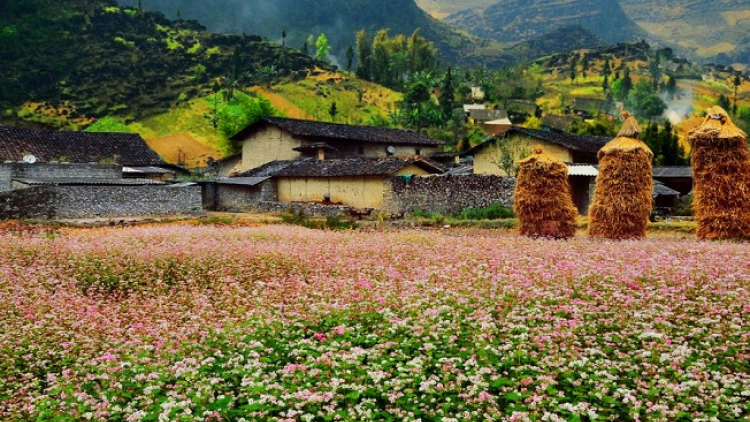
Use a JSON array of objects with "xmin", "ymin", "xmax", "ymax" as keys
[
  {"xmin": 589, "ymin": 114, "xmax": 653, "ymax": 239},
  {"xmin": 688, "ymin": 106, "xmax": 750, "ymax": 240},
  {"xmin": 513, "ymin": 147, "xmax": 578, "ymax": 238}
]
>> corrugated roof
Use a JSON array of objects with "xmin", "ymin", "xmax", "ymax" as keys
[
  {"xmin": 123, "ymin": 166, "xmax": 175, "ymax": 174},
  {"xmin": 567, "ymin": 164, "xmax": 598, "ymax": 177},
  {"xmin": 468, "ymin": 109, "xmax": 509, "ymax": 122},
  {"xmin": 0, "ymin": 125, "xmax": 164, "ymax": 166},
  {"xmin": 230, "ymin": 117, "xmax": 442, "ymax": 146}
]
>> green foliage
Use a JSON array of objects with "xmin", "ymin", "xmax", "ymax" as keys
[
  {"xmin": 642, "ymin": 121, "xmax": 688, "ymax": 166},
  {"xmin": 624, "ymin": 81, "xmax": 666, "ymax": 120},
  {"xmin": 314, "ymin": 33, "xmax": 331, "ymax": 63},
  {"xmin": 569, "ymin": 117, "xmax": 617, "ymax": 136},
  {"xmin": 281, "ymin": 209, "xmax": 359, "ymax": 230},
  {"xmin": 487, "ymin": 137, "xmax": 532, "ymax": 177},
  {"xmin": 214, "ymin": 91, "xmax": 276, "ymax": 154},
  {"xmin": 355, "ymin": 28, "xmax": 437, "ymax": 90},
  {"xmin": 84, "ymin": 116, "xmax": 134, "ymax": 133},
  {"xmin": 674, "ymin": 193, "xmax": 694, "ymax": 217},
  {"xmin": 456, "ymin": 203, "xmax": 515, "ymax": 220}
]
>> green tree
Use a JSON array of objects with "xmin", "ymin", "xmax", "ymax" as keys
[
  {"xmin": 439, "ymin": 67, "xmax": 456, "ymax": 122},
  {"xmin": 717, "ymin": 94, "xmax": 731, "ymax": 111},
  {"xmin": 642, "ymin": 120, "xmax": 687, "ymax": 166},
  {"xmin": 315, "ymin": 33, "xmax": 331, "ymax": 63},
  {"xmin": 345, "ymin": 45, "xmax": 354, "ymax": 72},
  {"xmin": 624, "ymin": 81, "xmax": 666, "ymax": 120},
  {"xmin": 618, "ymin": 67, "xmax": 633, "ymax": 101},
  {"xmin": 355, "ymin": 29, "xmax": 372, "ymax": 80},
  {"xmin": 328, "ymin": 101, "xmax": 338, "ymax": 122}
]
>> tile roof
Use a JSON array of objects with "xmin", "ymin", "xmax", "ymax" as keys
[
  {"xmin": 503, "ymin": 127, "xmax": 611, "ymax": 154},
  {"xmin": 0, "ymin": 125, "xmax": 164, "ymax": 166},
  {"xmin": 467, "ymin": 109, "xmax": 509, "ymax": 122},
  {"xmin": 239, "ymin": 157, "xmax": 445, "ymax": 178},
  {"xmin": 230, "ymin": 117, "xmax": 442, "ymax": 146},
  {"xmin": 653, "ymin": 166, "xmax": 693, "ymax": 178},
  {"xmin": 462, "ymin": 127, "xmax": 610, "ymax": 157}
]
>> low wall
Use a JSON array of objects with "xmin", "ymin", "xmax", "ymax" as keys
[
  {"xmin": 211, "ymin": 181, "xmax": 277, "ymax": 212},
  {"xmin": 382, "ymin": 174, "xmax": 516, "ymax": 215},
  {"xmin": 0, "ymin": 185, "xmax": 203, "ymax": 220}
]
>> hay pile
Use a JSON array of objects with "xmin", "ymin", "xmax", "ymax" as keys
[
  {"xmin": 513, "ymin": 147, "xmax": 578, "ymax": 238},
  {"xmin": 688, "ymin": 106, "xmax": 750, "ymax": 240},
  {"xmin": 589, "ymin": 114, "xmax": 653, "ymax": 239}
]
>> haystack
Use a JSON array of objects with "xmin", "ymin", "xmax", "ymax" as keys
[
  {"xmin": 588, "ymin": 114, "xmax": 653, "ymax": 239},
  {"xmin": 513, "ymin": 147, "xmax": 578, "ymax": 238},
  {"xmin": 687, "ymin": 106, "xmax": 750, "ymax": 240}
]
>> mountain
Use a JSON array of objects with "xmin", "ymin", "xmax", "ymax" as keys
[
  {"xmin": 618, "ymin": 0, "xmax": 750, "ymax": 66},
  {"xmin": 508, "ymin": 25, "xmax": 605, "ymax": 61},
  {"xmin": 0, "ymin": 0, "xmax": 327, "ymax": 128},
  {"xmin": 421, "ymin": 0, "xmax": 750, "ymax": 67},
  {"xmin": 444, "ymin": 0, "xmax": 650, "ymax": 46},
  {"xmin": 114, "ymin": 0, "xmax": 507, "ymax": 67}
]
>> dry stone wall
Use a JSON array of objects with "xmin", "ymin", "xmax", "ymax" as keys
[{"xmin": 382, "ymin": 175, "xmax": 516, "ymax": 215}]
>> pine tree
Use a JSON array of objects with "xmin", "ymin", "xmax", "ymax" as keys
[{"xmin": 439, "ymin": 67, "xmax": 456, "ymax": 122}]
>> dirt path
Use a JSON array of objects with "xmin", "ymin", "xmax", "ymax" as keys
[{"xmin": 251, "ymin": 86, "xmax": 316, "ymax": 120}]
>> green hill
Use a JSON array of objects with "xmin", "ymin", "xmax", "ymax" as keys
[
  {"xmin": 115, "ymin": 0, "xmax": 510, "ymax": 68},
  {"xmin": 0, "ymin": 0, "xmax": 329, "ymax": 129}
]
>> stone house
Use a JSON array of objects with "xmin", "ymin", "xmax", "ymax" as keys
[
  {"xmin": 212, "ymin": 117, "xmax": 446, "ymax": 211},
  {"xmin": 0, "ymin": 125, "xmax": 201, "ymax": 220}
]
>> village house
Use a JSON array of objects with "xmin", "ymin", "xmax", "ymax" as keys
[
  {"xmin": 208, "ymin": 117, "xmax": 446, "ymax": 212},
  {"xmin": 463, "ymin": 104, "xmax": 512, "ymax": 135},
  {"xmin": 0, "ymin": 125, "xmax": 201, "ymax": 220},
  {"xmin": 451, "ymin": 127, "xmax": 611, "ymax": 214}
]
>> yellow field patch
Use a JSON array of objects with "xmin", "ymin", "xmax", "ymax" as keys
[
  {"xmin": 722, "ymin": 10, "xmax": 750, "ymax": 26},
  {"xmin": 696, "ymin": 42, "xmax": 737, "ymax": 56}
]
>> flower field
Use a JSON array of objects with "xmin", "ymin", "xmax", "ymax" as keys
[{"xmin": 1, "ymin": 224, "xmax": 749, "ymax": 422}]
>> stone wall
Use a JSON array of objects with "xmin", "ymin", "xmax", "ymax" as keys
[
  {"xmin": 0, "ymin": 185, "xmax": 203, "ymax": 220},
  {"xmin": 0, "ymin": 163, "xmax": 121, "ymax": 192},
  {"xmin": 382, "ymin": 174, "xmax": 516, "ymax": 215},
  {"xmin": 212, "ymin": 181, "xmax": 277, "ymax": 212}
]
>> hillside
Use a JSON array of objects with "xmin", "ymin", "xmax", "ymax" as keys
[
  {"xmin": 419, "ymin": 0, "xmax": 750, "ymax": 68},
  {"xmin": 0, "ymin": 0, "xmax": 329, "ymax": 130},
  {"xmin": 444, "ymin": 0, "xmax": 650, "ymax": 46},
  {"xmin": 115, "ymin": 0, "xmax": 510, "ymax": 68}
]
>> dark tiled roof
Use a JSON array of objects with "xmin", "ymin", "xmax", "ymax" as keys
[
  {"xmin": 216, "ymin": 177, "xmax": 271, "ymax": 186},
  {"xmin": 467, "ymin": 109, "xmax": 508, "ymax": 122},
  {"xmin": 653, "ymin": 166, "xmax": 693, "ymax": 178},
  {"xmin": 230, "ymin": 117, "xmax": 442, "ymax": 146},
  {"xmin": 463, "ymin": 127, "xmax": 610, "ymax": 157},
  {"xmin": 504, "ymin": 127, "xmax": 611, "ymax": 154},
  {"xmin": 653, "ymin": 180, "xmax": 680, "ymax": 197},
  {"xmin": 239, "ymin": 157, "xmax": 444, "ymax": 178},
  {"xmin": 541, "ymin": 115, "xmax": 577, "ymax": 131},
  {"xmin": 0, "ymin": 126, "xmax": 164, "ymax": 166}
]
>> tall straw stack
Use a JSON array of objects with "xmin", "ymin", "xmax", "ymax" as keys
[
  {"xmin": 513, "ymin": 147, "xmax": 578, "ymax": 238},
  {"xmin": 688, "ymin": 106, "xmax": 750, "ymax": 240},
  {"xmin": 589, "ymin": 114, "xmax": 653, "ymax": 239}
]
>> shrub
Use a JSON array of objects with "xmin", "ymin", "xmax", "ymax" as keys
[{"xmin": 457, "ymin": 203, "xmax": 515, "ymax": 220}]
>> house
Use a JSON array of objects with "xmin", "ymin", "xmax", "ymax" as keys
[
  {"xmin": 214, "ymin": 117, "xmax": 446, "ymax": 211},
  {"xmin": 463, "ymin": 127, "xmax": 611, "ymax": 215},
  {"xmin": 541, "ymin": 114, "xmax": 579, "ymax": 133},
  {"xmin": 570, "ymin": 97, "xmax": 618, "ymax": 118},
  {"xmin": 230, "ymin": 116, "xmax": 442, "ymax": 172},
  {"xmin": 230, "ymin": 157, "xmax": 445, "ymax": 210},
  {"xmin": 469, "ymin": 127, "xmax": 611, "ymax": 175},
  {"xmin": 653, "ymin": 166, "xmax": 693, "ymax": 196},
  {"xmin": 464, "ymin": 106, "xmax": 512, "ymax": 135},
  {"xmin": 0, "ymin": 125, "xmax": 202, "ymax": 220}
]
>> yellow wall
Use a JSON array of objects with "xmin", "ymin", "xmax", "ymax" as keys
[
  {"xmin": 278, "ymin": 177, "xmax": 388, "ymax": 209},
  {"xmin": 473, "ymin": 137, "xmax": 572, "ymax": 176},
  {"xmin": 240, "ymin": 126, "xmax": 302, "ymax": 171}
]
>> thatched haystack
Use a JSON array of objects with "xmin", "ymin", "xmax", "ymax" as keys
[
  {"xmin": 513, "ymin": 147, "xmax": 578, "ymax": 238},
  {"xmin": 589, "ymin": 114, "xmax": 653, "ymax": 239},
  {"xmin": 688, "ymin": 106, "xmax": 750, "ymax": 240}
]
